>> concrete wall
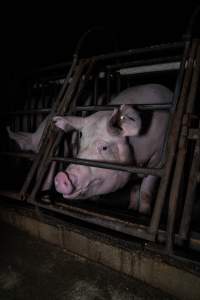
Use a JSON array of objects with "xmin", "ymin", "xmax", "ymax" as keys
[{"xmin": 0, "ymin": 205, "xmax": 200, "ymax": 300}]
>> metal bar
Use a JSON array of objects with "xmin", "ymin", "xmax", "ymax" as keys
[
  {"xmin": 20, "ymin": 56, "xmax": 79, "ymax": 198},
  {"xmin": 167, "ymin": 42, "xmax": 200, "ymax": 252},
  {"xmin": 27, "ymin": 61, "xmax": 72, "ymax": 75},
  {"xmin": 93, "ymin": 75, "xmax": 98, "ymax": 105},
  {"xmin": 179, "ymin": 123, "xmax": 200, "ymax": 240},
  {"xmin": 149, "ymin": 39, "xmax": 196, "ymax": 237},
  {"xmin": 107, "ymin": 56, "xmax": 181, "ymax": 71},
  {"xmin": 0, "ymin": 109, "xmax": 51, "ymax": 116},
  {"xmin": 26, "ymin": 42, "xmax": 184, "ymax": 76},
  {"xmin": 1, "ymin": 190, "xmax": 200, "ymax": 252},
  {"xmin": 0, "ymin": 191, "xmax": 23, "ymax": 201},
  {"xmin": 157, "ymin": 230, "xmax": 200, "ymax": 253},
  {"xmin": 50, "ymin": 156, "xmax": 163, "ymax": 176},
  {"xmin": 29, "ymin": 199, "xmax": 154, "ymax": 241},
  {"xmin": 119, "ymin": 62, "xmax": 180, "ymax": 76},
  {"xmin": 0, "ymin": 103, "xmax": 172, "ymax": 117},
  {"xmin": 0, "ymin": 152, "xmax": 35, "ymax": 160},
  {"xmin": 156, "ymin": 39, "xmax": 192, "ymax": 169},
  {"xmin": 166, "ymin": 119, "xmax": 189, "ymax": 254},
  {"xmin": 106, "ymin": 71, "xmax": 110, "ymax": 103},
  {"xmin": 28, "ymin": 60, "xmax": 96, "ymax": 202},
  {"xmin": 94, "ymin": 42, "xmax": 184, "ymax": 62},
  {"xmin": 75, "ymin": 104, "xmax": 172, "ymax": 112}
]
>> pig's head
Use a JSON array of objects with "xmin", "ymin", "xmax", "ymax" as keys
[{"xmin": 53, "ymin": 105, "xmax": 141, "ymax": 199}]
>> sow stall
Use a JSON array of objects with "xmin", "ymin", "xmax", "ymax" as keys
[{"xmin": 0, "ymin": 25, "xmax": 200, "ymax": 298}]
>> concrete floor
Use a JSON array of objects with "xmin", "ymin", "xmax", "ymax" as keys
[{"xmin": 0, "ymin": 221, "xmax": 176, "ymax": 300}]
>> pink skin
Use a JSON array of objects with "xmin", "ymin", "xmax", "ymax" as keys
[
  {"xmin": 7, "ymin": 84, "xmax": 172, "ymax": 213},
  {"xmin": 53, "ymin": 106, "xmax": 139, "ymax": 199}
]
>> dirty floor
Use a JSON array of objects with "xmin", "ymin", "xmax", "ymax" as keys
[{"xmin": 0, "ymin": 221, "xmax": 176, "ymax": 300}]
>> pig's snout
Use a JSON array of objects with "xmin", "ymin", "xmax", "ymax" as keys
[{"xmin": 54, "ymin": 171, "xmax": 74, "ymax": 196}]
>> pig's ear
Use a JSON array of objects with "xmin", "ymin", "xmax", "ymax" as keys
[
  {"xmin": 119, "ymin": 105, "xmax": 141, "ymax": 137},
  {"xmin": 53, "ymin": 116, "xmax": 85, "ymax": 132}
]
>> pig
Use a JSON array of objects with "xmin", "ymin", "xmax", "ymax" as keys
[
  {"xmin": 53, "ymin": 84, "xmax": 173, "ymax": 214},
  {"xmin": 7, "ymin": 84, "xmax": 172, "ymax": 213}
]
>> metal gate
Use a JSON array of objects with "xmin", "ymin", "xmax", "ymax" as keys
[{"xmin": 1, "ymin": 19, "xmax": 200, "ymax": 262}]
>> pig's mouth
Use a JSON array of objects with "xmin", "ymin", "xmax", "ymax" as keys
[
  {"xmin": 54, "ymin": 171, "xmax": 102, "ymax": 199},
  {"xmin": 63, "ymin": 178, "xmax": 103, "ymax": 199}
]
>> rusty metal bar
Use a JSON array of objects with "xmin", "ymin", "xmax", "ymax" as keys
[
  {"xmin": 50, "ymin": 156, "xmax": 163, "ymax": 177},
  {"xmin": 148, "ymin": 39, "xmax": 196, "ymax": 237},
  {"xmin": 28, "ymin": 199, "xmax": 155, "ymax": 241},
  {"xmin": 179, "ymin": 123, "xmax": 200, "ymax": 240},
  {"xmin": 20, "ymin": 56, "xmax": 79, "ymax": 198},
  {"xmin": 28, "ymin": 59, "xmax": 96, "ymax": 202},
  {"xmin": 157, "ymin": 230, "xmax": 200, "ymax": 253},
  {"xmin": 166, "ymin": 42, "xmax": 200, "ymax": 252},
  {"xmin": 156, "ymin": 39, "xmax": 193, "ymax": 170}
]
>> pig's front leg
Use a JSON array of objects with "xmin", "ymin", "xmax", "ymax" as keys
[{"xmin": 129, "ymin": 175, "xmax": 158, "ymax": 214}]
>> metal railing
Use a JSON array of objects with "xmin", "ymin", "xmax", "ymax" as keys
[{"xmin": 0, "ymin": 37, "xmax": 200, "ymax": 259}]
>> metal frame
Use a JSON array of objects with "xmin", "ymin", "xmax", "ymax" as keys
[{"xmin": 1, "ymin": 36, "xmax": 200, "ymax": 259}]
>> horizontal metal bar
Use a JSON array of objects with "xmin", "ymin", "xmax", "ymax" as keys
[
  {"xmin": 107, "ymin": 56, "xmax": 181, "ymax": 71},
  {"xmin": 50, "ymin": 156, "xmax": 163, "ymax": 176},
  {"xmin": 28, "ymin": 199, "xmax": 154, "ymax": 241},
  {"xmin": 1, "ymin": 191, "xmax": 200, "ymax": 252},
  {"xmin": 119, "ymin": 62, "xmax": 181, "ymax": 76},
  {"xmin": 1, "ymin": 103, "xmax": 172, "ymax": 117},
  {"xmin": 158, "ymin": 230, "xmax": 200, "ymax": 253},
  {"xmin": 0, "ymin": 190, "xmax": 23, "ymax": 201},
  {"xmin": 26, "ymin": 61, "xmax": 72, "ymax": 75},
  {"xmin": 0, "ymin": 109, "xmax": 51, "ymax": 116},
  {"xmin": 25, "ymin": 42, "xmax": 184, "ymax": 76},
  {"xmin": 94, "ymin": 42, "xmax": 184, "ymax": 62},
  {"xmin": 0, "ymin": 152, "xmax": 35, "ymax": 160},
  {"xmin": 75, "ymin": 104, "xmax": 172, "ymax": 112}
]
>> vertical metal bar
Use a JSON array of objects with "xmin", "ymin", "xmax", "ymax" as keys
[
  {"xmin": 165, "ymin": 117, "xmax": 189, "ymax": 253},
  {"xmin": 20, "ymin": 57, "xmax": 79, "ymax": 198},
  {"xmin": 116, "ymin": 71, "xmax": 121, "ymax": 94},
  {"xmin": 179, "ymin": 123, "xmax": 200, "ymax": 239},
  {"xmin": 28, "ymin": 60, "xmax": 95, "ymax": 202},
  {"xmin": 93, "ymin": 75, "xmax": 98, "ymax": 105},
  {"xmin": 149, "ymin": 40, "xmax": 197, "ymax": 237},
  {"xmin": 157, "ymin": 39, "xmax": 192, "ymax": 169},
  {"xmin": 179, "ymin": 45, "xmax": 200, "ymax": 240},
  {"xmin": 106, "ymin": 71, "xmax": 110, "ymax": 103},
  {"xmin": 166, "ymin": 43, "xmax": 200, "ymax": 252}
]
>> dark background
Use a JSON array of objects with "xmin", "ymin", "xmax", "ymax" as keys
[{"xmin": 2, "ymin": 1, "xmax": 200, "ymax": 100}]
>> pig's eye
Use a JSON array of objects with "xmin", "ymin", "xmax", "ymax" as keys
[{"xmin": 102, "ymin": 146, "xmax": 108, "ymax": 151}]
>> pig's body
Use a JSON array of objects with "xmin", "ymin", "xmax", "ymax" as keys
[
  {"xmin": 7, "ymin": 84, "xmax": 172, "ymax": 213},
  {"xmin": 54, "ymin": 84, "xmax": 173, "ymax": 214},
  {"xmin": 110, "ymin": 84, "xmax": 171, "ymax": 167}
]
